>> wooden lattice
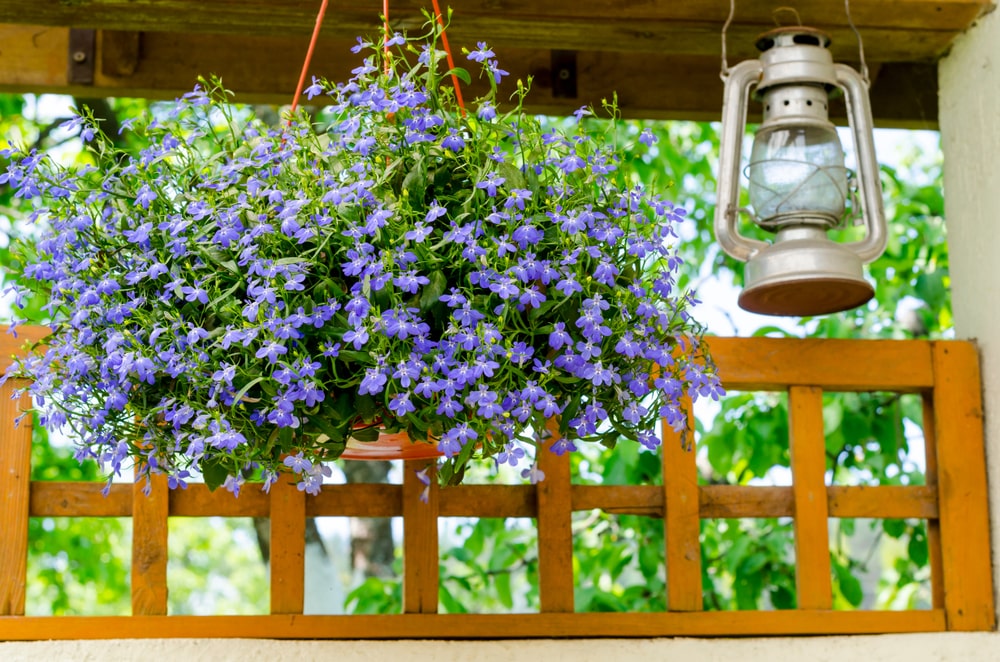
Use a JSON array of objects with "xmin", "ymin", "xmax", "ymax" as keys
[{"xmin": 0, "ymin": 330, "xmax": 993, "ymax": 639}]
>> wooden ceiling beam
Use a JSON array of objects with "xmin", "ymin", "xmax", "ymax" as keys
[{"xmin": 0, "ymin": 25, "xmax": 938, "ymax": 128}]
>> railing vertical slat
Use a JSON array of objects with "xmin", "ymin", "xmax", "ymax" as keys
[
  {"xmin": 921, "ymin": 392, "xmax": 945, "ymax": 610},
  {"xmin": 403, "ymin": 459, "xmax": 439, "ymax": 614},
  {"xmin": 269, "ymin": 474, "xmax": 306, "ymax": 614},
  {"xmin": 0, "ymin": 380, "xmax": 32, "ymax": 615},
  {"xmin": 662, "ymin": 399, "xmax": 701, "ymax": 611},
  {"xmin": 131, "ymin": 471, "xmax": 169, "ymax": 615},
  {"xmin": 931, "ymin": 342, "xmax": 995, "ymax": 630},
  {"xmin": 537, "ymin": 418, "xmax": 574, "ymax": 612},
  {"xmin": 788, "ymin": 385, "xmax": 832, "ymax": 610}
]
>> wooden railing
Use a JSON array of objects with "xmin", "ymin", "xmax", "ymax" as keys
[{"xmin": 0, "ymin": 330, "xmax": 994, "ymax": 639}]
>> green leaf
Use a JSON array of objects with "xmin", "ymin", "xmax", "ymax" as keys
[
  {"xmin": 350, "ymin": 425, "xmax": 380, "ymax": 442},
  {"xmin": 494, "ymin": 571, "xmax": 513, "ymax": 609},
  {"xmin": 445, "ymin": 67, "xmax": 472, "ymax": 86},
  {"xmin": 200, "ymin": 458, "xmax": 230, "ymax": 492},
  {"xmin": 834, "ymin": 563, "xmax": 864, "ymax": 607},
  {"xmin": 419, "ymin": 269, "xmax": 448, "ymax": 311}
]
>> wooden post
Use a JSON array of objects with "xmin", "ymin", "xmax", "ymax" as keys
[
  {"xmin": 131, "ymin": 469, "xmax": 169, "ymax": 615},
  {"xmin": 662, "ymin": 398, "xmax": 702, "ymax": 611},
  {"xmin": 788, "ymin": 386, "xmax": 832, "ymax": 610},
  {"xmin": 931, "ymin": 341, "xmax": 995, "ymax": 630},
  {"xmin": 269, "ymin": 473, "xmax": 306, "ymax": 614},
  {"xmin": 536, "ymin": 418, "xmax": 574, "ymax": 613},
  {"xmin": 0, "ymin": 380, "xmax": 33, "ymax": 615},
  {"xmin": 403, "ymin": 459, "xmax": 439, "ymax": 614},
  {"xmin": 921, "ymin": 392, "xmax": 945, "ymax": 610}
]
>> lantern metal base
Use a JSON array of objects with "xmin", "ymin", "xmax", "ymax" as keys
[{"xmin": 739, "ymin": 228, "xmax": 875, "ymax": 317}]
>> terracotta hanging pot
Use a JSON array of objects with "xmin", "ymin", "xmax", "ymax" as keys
[{"xmin": 340, "ymin": 428, "xmax": 442, "ymax": 461}]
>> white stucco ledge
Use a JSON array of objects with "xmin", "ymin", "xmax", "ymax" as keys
[{"xmin": 1, "ymin": 634, "xmax": 999, "ymax": 661}]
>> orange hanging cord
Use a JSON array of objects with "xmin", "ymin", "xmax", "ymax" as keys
[
  {"xmin": 289, "ymin": 0, "xmax": 465, "ymax": 119},
  {"xmin": 430, "ymin": 0, "xmax": 466, "ymax": 115},
  {"xmin": 288, "ymin": 0, "xmax": 331, "ymax": 122}
]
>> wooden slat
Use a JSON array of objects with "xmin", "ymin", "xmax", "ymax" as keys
[
  {"xmin": 707, "ymin": 338, "xmax": 935, "ymax": 392},
  {"xmin": 700, "ymin": 486, "xmax": 793, "ymax": 519},
  {"xmin": 439, "ymin": 484, "xmax": 535, "ymax": 518},
  {"xmin": 25, "ymin": 480, "xmax": 939, "ymax": 520},
  {"xmin": 0, "ymin": 27, "xmax": 941, "ymax": 128},
  {"xmin": 0, "ymin": 327, "xmax": 49, "ymax": 376},
  {"xmin": 536, "ymin": 419, "xmax": 574, "ymax": 613},
  {"xmin": 30, "ymin": 482, "xmax": 132, "ymax": 517},
  {"xmin": 306, "ymin": 483, "xmax": 402, "ymax": 518},
  {"xmin": 662, "ymin": 400, "xmax": 701, "ymax": 611},
  {"xmin": 788, "ymin": 386, "xmax": 833, "ymax": 610},
  {"xmin": 922, "ymin": 392, "xmax": 945, "ymax": 610},
  {"xmin": 826, "ymin": 485, "xmax": 938, "ymax": 519},
  {"xmin": 0, "ymin": 380, "xmax": 32, "ymax": 615},
  {"xmin": 131, "ymin": 471, "xmax": 168, "ymax": 615},
  {"xmin": 402, "ymin": 460, "xmax": 439, "ymax": 614},
  {"xmin": 269, "ymin": 474, "xmax": 306, "ymax": 614},
  {"xmin": 171, "ymin": 484, "xmax": 269, "ymax": 517},
  {"xmin": 0, "ymin": 609, "xmax": 947, "ymax": 640},
  {"xmin": 931, "ymin": 341, "xmax": 995, "ymax": 630}
]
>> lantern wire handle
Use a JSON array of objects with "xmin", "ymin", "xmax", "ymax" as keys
[
  {"xmin": 844, "ymin": 0, "xmax": 870, "ymax": 87},
  {"xmin": 720, "ymin": 0, "xmax": 736, "ymax": 80},
  {"xmin": 771, "ymin": 7, "xmax": 802, "ymax": 26}
]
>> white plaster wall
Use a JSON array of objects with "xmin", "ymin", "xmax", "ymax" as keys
[
  {"xmin": 939, "ymin": 2, "xmax": 1000, "ymax": 622},
  {"xmin": 0, "ymin": 634, "xmax": 998, "ymax": 662},
  {"xmin": 6, "ymin": 7, "xmax": 1000, "ymax": 662}
]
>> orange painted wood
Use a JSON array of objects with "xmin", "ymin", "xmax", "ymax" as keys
[
  {"xmin": 171, "ymin": 484, "xmax": 269, "ymax": 517},
  {"xmin": 706, "ymin": 337, "xmax": 934, "ymax": 392},
  {"xmin": 788, "ymin": 386, "xmax": 833, "ymax": 610},
  {"xmin": 536, "ymin": 419, "xmax": 574, "ymax": 613},
  {"xmin": 922, "ymin": 392, "xmax": 945, "ymax": 610},
  {"xmin": 931, "ymin": 342, "xmax": 995, "ymax": 630},
  {"xmin": 402, "ymin": 460, "xmax": 439, "ymax": 614},
  {"xmin": 131, "ymin": 471, "xmax": 169, "ymax": 615},
  {"xmin": 0, "ymin": 609, "xmax": 946, "ymax": 640},
  {"xmin": 0, "ymin": 380, "xmax": 32, "ymax": 615},
  {"xmin": 700, "ymin": 485, "xmax": 793, "ymax": 518},
  {"xmin": 440, "ymin": 484, "xmax": 535, "ymax": 518},
  {"xmin": 307, "ymin": 483, "xmax": 402, "ymax": 518},
  {"xmin": 826, "ymin": 485, "xmax": 938, "ymax": 519},
  {"xmin": 0, "ymin": 326, "xmax": 49, "ymax": 376},
  {"xmin": 572, "ymin": 485, "xmax": 662, "ymax": 516},
  {"xmin": 30, "ymin": 482, "xmax": 132, "ymax": 517},
  {"xmin": 662, "ymin": 400, "xmax": 702, "ymax": 611},
  {"xmin": 268, "ymin": 475, "xmax": 306, "ymax": 614}
]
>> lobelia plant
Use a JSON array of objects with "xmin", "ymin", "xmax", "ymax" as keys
[{"xmin": 2, "ymin": 23, "xmax": 723, "ymax": 496}]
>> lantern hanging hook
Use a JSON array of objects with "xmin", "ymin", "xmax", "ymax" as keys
[
  {"xmin": 720, "ymin": 0, "xmax": 736, "ymax": 80},
  {"xmin": 845, "ymin": 0, "xmax": 870, "ymax": 87},
  {"xmin": 771, "ymin": 7, "xmax": 802, "ymax": 26}
]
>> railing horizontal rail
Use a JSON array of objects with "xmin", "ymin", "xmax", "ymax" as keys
[
  {"xmin": 0, "ymin": 610, "xmax": 946, "ymax": 640},
  {"xmin": 29, "ymin": 481, "xmax": 939, "ymax": 521}
]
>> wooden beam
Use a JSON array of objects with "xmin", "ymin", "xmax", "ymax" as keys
[
  {"xmin": 0, "ymin": 25, "xmax": 941, "ymax": 127},
  {"xmin": 402, "ymin": 460, "xmax": 439, "ymax": 615},
  {"xmin": 0, "ymin": 609, "xmax": 947, "ymax": 640},
  {"xmin": 131, "ymin": 471, "xmax": 169, "ymax": 616},
  {"xmin": 0, "ymin": 1, "xmax": 986, "ymax": 58},
  {"xmin": 0, "ymin": 380, "xmax": 32, "ymax": 616}
]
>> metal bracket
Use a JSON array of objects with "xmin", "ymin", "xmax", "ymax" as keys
[
  {"xmin": 550, "ymin": 50, "xmax": 577, "ymax": 99},
  {"xmin": 68, "ymin": 29, "xmax": 96, "ymax": 85}
]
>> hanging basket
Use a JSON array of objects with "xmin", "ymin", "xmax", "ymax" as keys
[{"xmin": 340, "ymin": 428, "xmax": 442, "ymax": 461}]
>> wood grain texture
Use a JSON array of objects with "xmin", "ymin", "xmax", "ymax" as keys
[
  {"xmin": 788, "ymin": 386, "xmax": 833, "ymax": 610},
  {"xmin": 921, "ymin": 392, "xmax": 945, "ymax": 610},
  {"xmin": 268, "ymin": 475, "xmax": 306, "ymax": 614},
  {"xmin": 0, "ymin": 380, "xmax": 32, "ymax": 615},
  {"xmin": 536, "ymin": 419, "xmax": 574, "ymax": 613},
  {"xmin": 131, "ymin": 471, "xmax": 169, "ymax": 615},
  {"xmin": 0, "ymin": 609, "xmax": 946, "ymax": 640},
  {"xmin": 30, "ymin": 482, "xmax": 132, "ymax": 517},
  {"xmin": 403, "ymin": 460, "xmax": 439, "ymax": 614},
  {"xmin": 662, "ymin": 401, "xmax": 702, "ymax": 611},
  {"xmin": 931, "ymin": 342, "xmax": 995, "ymax": 630},
  {"xmin": 0, "ymin": 27, "xmax": 942, "ymax": 128}
]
